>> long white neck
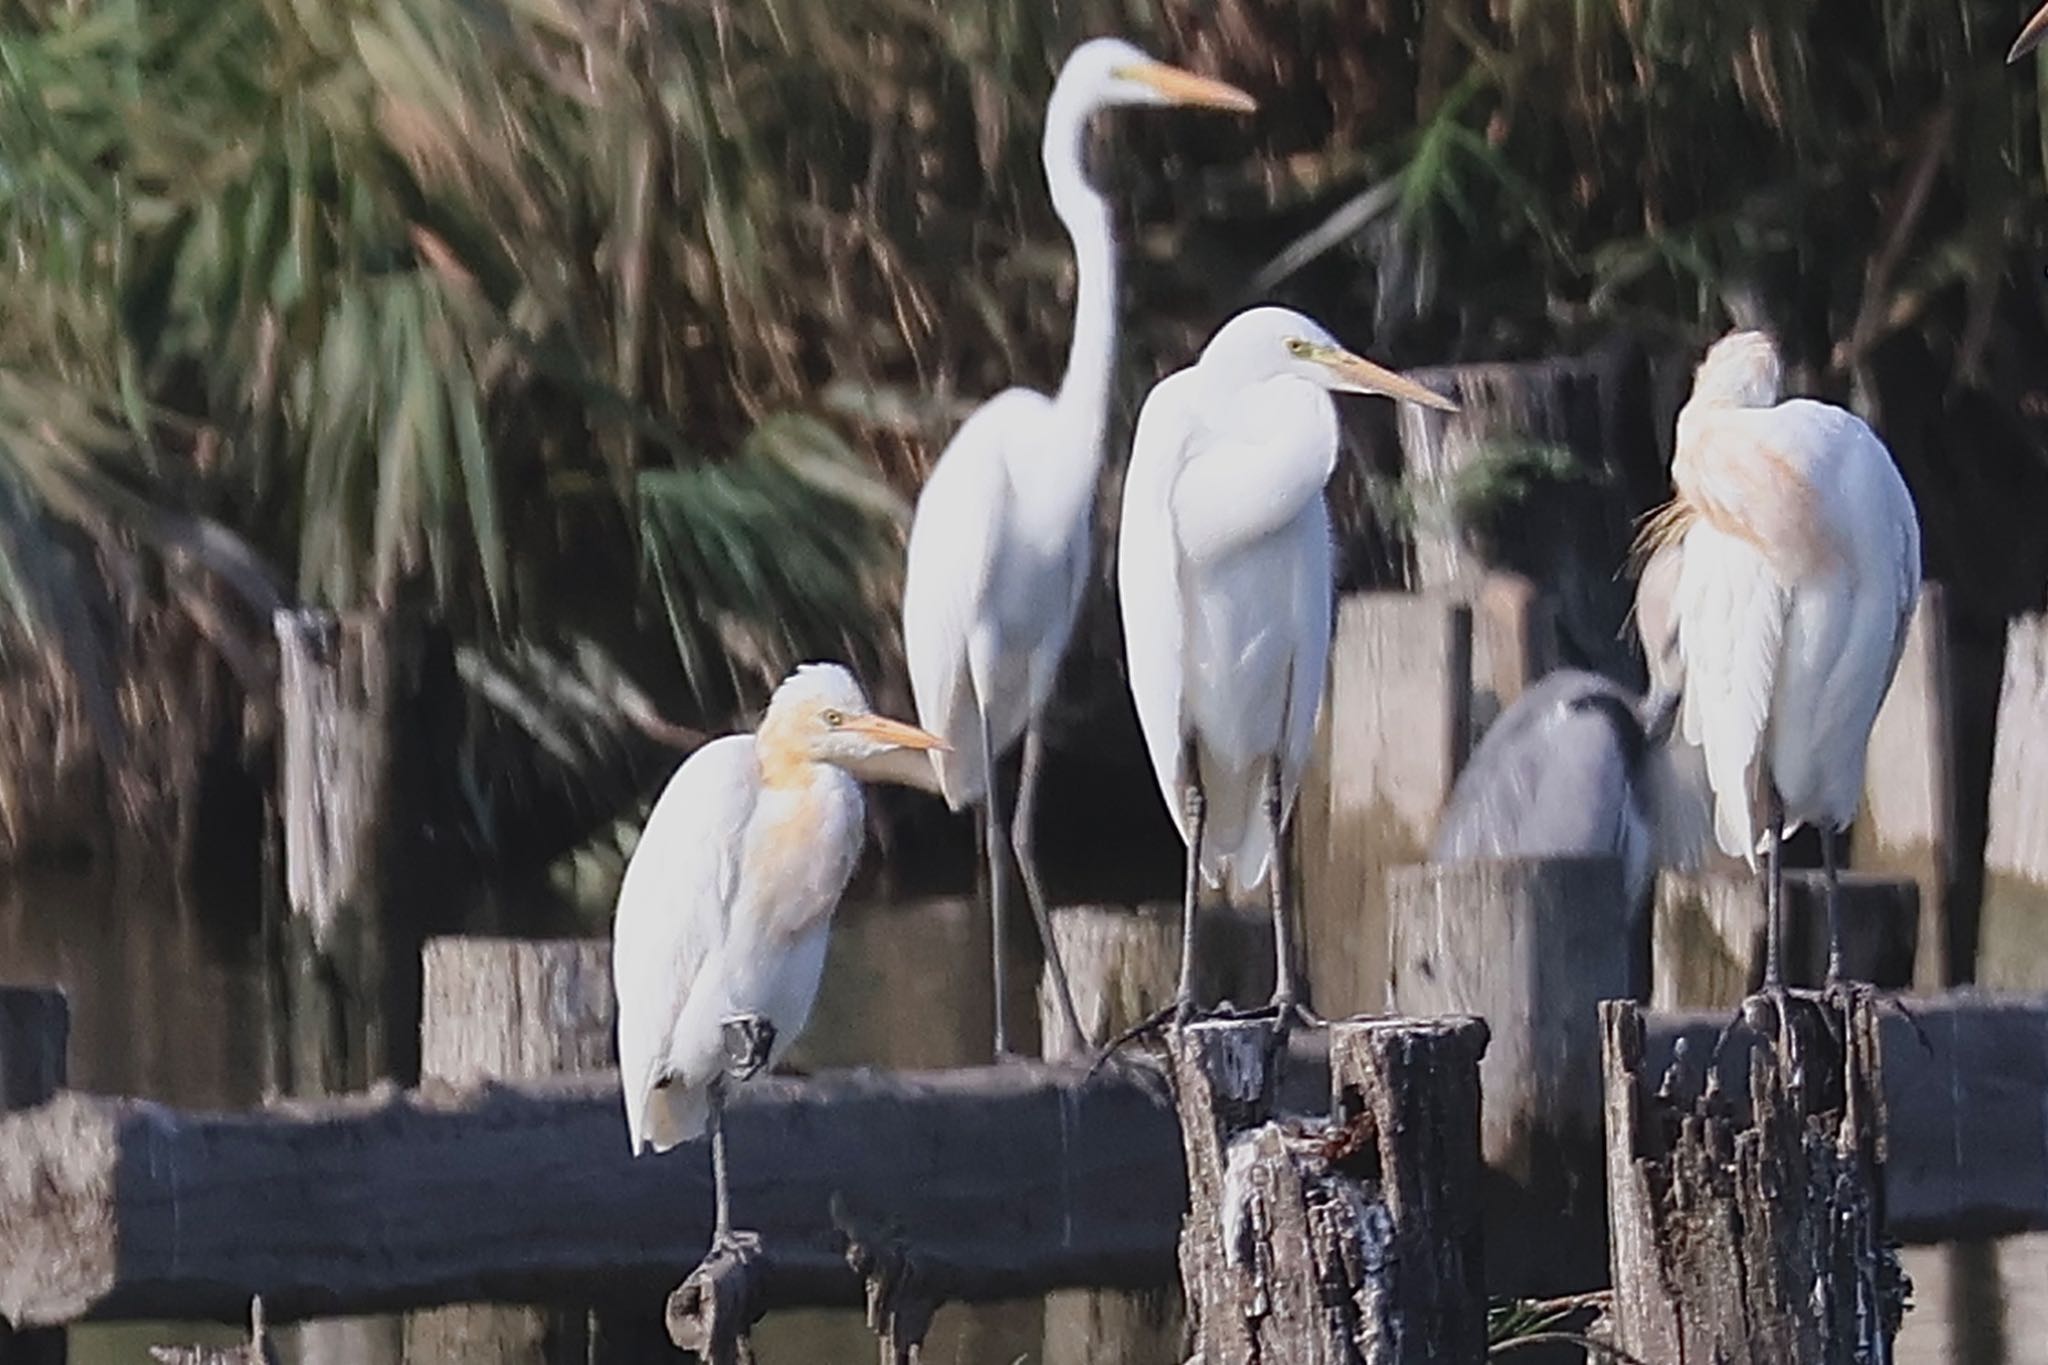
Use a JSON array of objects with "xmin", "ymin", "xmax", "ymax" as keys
[{"xmin": 1041, "ymin": 78, "xmax": 1117, "ymax": 481}]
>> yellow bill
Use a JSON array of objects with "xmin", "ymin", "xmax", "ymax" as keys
[
  {"xmin": 1120, "ymin": 61, "xmax": 1258, "ymax": 114},
  {"xmin": 2014, "ymin": 3, "xmax": 2048, "ymax": 61},
  {"xmin": 1316, "ymin": 347, "xmax": 1460, "ymax": 412},
  {"xmin": 845, "ymin": 714, "xmax": 949, "ymax": 752}
]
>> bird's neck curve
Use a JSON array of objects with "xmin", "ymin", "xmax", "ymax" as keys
[
  {"xmin": 754, "ymin": 725, "xmax": 813, "ymax": 791},
  {"xmin": 1041, "ymin": 79, "xmax": 1118, "ymax": 488}
]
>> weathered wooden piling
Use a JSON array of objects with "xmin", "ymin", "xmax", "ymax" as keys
[
  {"xmin": 1978, "ymin": 612, "xmax": 2048, "ymax": 990},
  {"xmin": 1387, "ymin": 856, "xmax": 1634, "ymax": 1296},
  {"xmin": 0, "ymin": 987, "xmax": 67, "ymax": 1365},
  {"xmin": 271, "ymin": 606, "xmax": 451, "ymax": 1094},
  {"xmin": 1602, "ymin": 994, "xmax": 1910, "ymax": 1363},
  {"xmin": 1464, "ymin": 571, "xmax": 1558, "ymax": 745},
  {"xmin": 1170, "ymin": 1017, "xmax": 1488, "ymax": 1364},
  {"xmin": 1297, "ymin": 594, "xmax": 1472, "ymax": 1018},
  {"xmin": 1393, "ymin": 351, "xmax": 1651, "ymax": 682},
  {"xmin": 1853, "ymin": 584, "xmax": 1956, "ymax": 991},
  {"xmin": 402, "ymin": 938, "xmax": 642, "ymax": 1364},
  {"xmin": 1037, "ymin": 906, "xmax": 1201, "ymax": 1365},
  {"xmin": 1651, "ymin": 870, "xmax": 1919, "ymax": 1009}
]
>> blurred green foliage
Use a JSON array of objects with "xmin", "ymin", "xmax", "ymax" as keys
[{"xmin": 1, "ymin": 0, "xmax": 2045, "ymax": 852}]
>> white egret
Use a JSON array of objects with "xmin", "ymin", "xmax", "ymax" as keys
[
  {"xmin": 611, "ymin": 662, "xmax": 945, "ymax": 1251},
  {"xmin": 900, "ymin": 38, "xmax": 1257, "ymax": 1059},
  {"xmin": 1635, "ymin": 329, "xmax": 1920, "ymax": 989},
  {"xmin": 2012, "ymin": 3, "xmax": 2048, "ymax": 60},
  {"xmin": 1117, "ymin": 306, "xmax": 1456, "ymax": 1031}
]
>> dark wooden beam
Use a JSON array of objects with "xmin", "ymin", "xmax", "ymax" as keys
[{"xmin": 0, "ymin": 1062, "xmax": 1182, "ymax": 1330}]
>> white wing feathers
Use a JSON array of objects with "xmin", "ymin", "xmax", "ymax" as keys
[
  {"xmin": 1673, "ymin": 524, "xmax": 1788, "ymax": 864},
  {"xmin": 901, "ymin": 389, "xmax": 1045, "ymax": 808},
  {"xmin": 1117, "ymin": 371, "xmax": 1201, "ymax": 843},
  {"xmin": 611, "ymin": 735, "xmax": 759, "ymax": 1154}
]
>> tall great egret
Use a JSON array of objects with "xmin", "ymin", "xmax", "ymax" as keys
[
  {"xmin": 1636, "ymin": 329, "xmax": 1920, "ymax": 989},
  {"xmin": 2012, "ymin": 3, "xmax": 2048, "ymax": 59},
  {"xmin": 612, "ymin": 662, "xmax": 944, "ymax": 1251},
  {"xmin": 900, "ymin": 38, "xmax": 1256, "ymax": 1059},
  {"xmin": 1118, "ymin": 306, "xmax": 1456, "ymax": 1031}
]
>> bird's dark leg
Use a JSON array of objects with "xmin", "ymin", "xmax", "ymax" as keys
[
  {"xmin": 1763, "ymin": 781, "xmax": 1786, "ymax": 992},
  {"xmin": 979, "ymin": 706, "xmax": 1015, "ymax": 1062},
  {"xmin": 1262, "ymin": 755, "xmax": 1321, "ymax": 1034},
  {"xmin": 707, "ymin": 1075, "xmax": 737, "ymax": 1249},
  {"xmin": 707, "ymin": 1014, "xmax": 773, "ymax": 1255},
  {"xmin": 1173, "ymin": 736, "xmax": 1207, "ymax": 1030},
  {"xmin": 1013, "ymin": 723, "xmax": 1089, "ymax": 1052},
  {"xmin": 1821, "ymin": 824, "xmax": 1845, "ymax": 986},
  {"xmin": 1084, "ymin": 738, "xmax": 1206, "ymax": 1069}
]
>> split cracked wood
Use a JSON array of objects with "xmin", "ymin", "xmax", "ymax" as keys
[
  {"xmin": 1602, "ymin": 992, "xmax": 1911, "ymax": 1363},
  {"xmin": 1170, "ymin": 1017, "xmax": 1488, "ymax": 1364}
]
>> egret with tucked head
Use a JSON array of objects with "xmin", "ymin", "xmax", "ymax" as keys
[
  {"xmin": 1117, "ymin": 306, "xmax": 1457, "ymax": 1034},
  {"xmin": 1634, "ymin": 329, "xmax": 1919, "ymax": 993},
  {"xmin": 901, "ymin": 38, "xmax": 1257, "ymax": 1060},
  {"xmin": 611, "ymin": 662, "xmax": 945, "ymax": 1252}
]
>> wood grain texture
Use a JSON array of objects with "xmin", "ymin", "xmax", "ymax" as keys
[
  {"xmin": 1388, "ymin": 856, "xmax": 1633, "ymax": 1295},
  {"xmin": 1980, "ymin": 614, "xmax": 2048, "ymax": 990}
]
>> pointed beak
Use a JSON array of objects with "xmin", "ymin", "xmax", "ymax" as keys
[
  {"xmin": 843, "ymin": 714, "xmax": 949, "ymax": 752},
  {"xmin": 1120, "ymin": 61, "xmax": 1258, "ymax": 114},
  {"xmin": 2014, "ymin": 4, "xmax": 2048, "ymax": 61},
  {"xmin": 1316, "ymin": 348, "xmax": 1460, "ymax": 412}
]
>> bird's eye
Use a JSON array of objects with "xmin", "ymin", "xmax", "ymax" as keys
[
  {"xmin": 1285, "ymin": 338, "xmax": 1312, "ymax": 356},
  {"xmin": 822, "ymin": 709, "xmax": 844, "ymax": 727}
]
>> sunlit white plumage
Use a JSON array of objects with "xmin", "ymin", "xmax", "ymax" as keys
[
  {"xmin": 2011, "ymin": 2, "xmax": 2048, "ymax": 60},
  {"xmin": 899, "ymin": 37, "xmax": 1255, "ymax": 1055},
  {"xmin": 1640, "ymin": 329, "xmax": 1919, "ymax": 984},
  {"xmin": 1118, "ymin": 305, "xmax": 1455, "ymax": 1021},
  {"xmin": 612, "ymin": 663, "xmax": 943, "ymax": 1158}
]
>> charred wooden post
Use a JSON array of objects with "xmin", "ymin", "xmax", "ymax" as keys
[
  {"xmin": 1602, "ymin": 995, "xmax": 1910, "ymax": 1362},
  {"xmin": 404, "ymin": 938, "xmax": 632, "ymax": 1364},
  {"xmin": 1651, "ymin": 871, "xmax": 1919, "ymax": 1009},
  {"xmin": 1393, "ymin": 351, "xmax": 1653, "ymax": 681},
  {"xmin": 1297, "ymin": 594, "xmax": 1472, "ymax": 1017},
  {"xmin": 1979, "ymin": 613, "xmax": 2048, "ymax": 990},
  {"xmin": 1037, "ymin": 906, "xmax": 1198, "ymax": 1365},
  {"xmin": 1854, "ymin": 585, "xmax": 1957, "ymax": 991},
  {"xmin": 0, "ymin": 987, "xmax": 66, "ymax": 1365},
  {"xmin": 1170, "ymin": 1017, "xmax": 1488, "ymax": 1364},
  {"xmin": 1387, "ymin": 856, "xmax": 1633, "ymax": 1295}
]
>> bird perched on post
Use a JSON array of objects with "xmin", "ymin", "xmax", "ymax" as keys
[
  {"xmin": 900, "ymin": 37, "xmax": 1257, "ymax": 1061},
  {"xmin": 1634, "ymin": 329, "xmax": 1920, "ymax": 991},
  {"xmin": 611, "ymin": 662, "xmax": 945, "ymax": 1252},
  {"xmin": 1117, "ymin": 306, "xmax": 1457, "ymax": 1035},
  {"xmin": 1428, "ymin": 668, "xmax": 1679, "ymax": 915},
  {"xmin": 2011, "ymin": 3, "xmax": 2048, "ymax": 60}
]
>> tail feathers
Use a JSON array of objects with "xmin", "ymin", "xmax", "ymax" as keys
[{"xmin": 632, "ymin": 1081, "xmax": 710, "ymax": 1156}]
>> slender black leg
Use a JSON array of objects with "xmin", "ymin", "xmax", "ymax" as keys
[
  {"xmin": 1262, "ymin": 756, "xmax": 1322, "ymax": 1032},
  {"xmin": 979, "ymin": 706, "xmax": 1013, "ymax": 1060},
  {"xmin": 1763, "ymin": 782, "xmax": 1786, "ymax": 991},
  {"xmin": 1013, "ymin": 724, "xmax": 1088, "ymax": 1052},
  {"xmin": 708, "ymin": 1013, "xmax": 775, "ymax": 1252},
  {"xmin": 1174, "ymin": 736, "xmax": 1206, "ymax": 1029},
  {"xmin": 708, "ymin": 1076, "xmax": 735, "ymax": 1248},
  {"xmin": 1822, "ymin": 825, "xmax": 1845, "ymax": 986}
]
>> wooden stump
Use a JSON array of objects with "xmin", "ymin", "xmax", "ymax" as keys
[
  {"xmin": 1038, "ymin": 907, "xmax": 1199, "ymax": 1365},
  {"xmin": 1465, "ymin": 571, "xmax": 1558, "ymax": 747},
  {"xmin": 401, "ymin": 938, "xmax": 643, "ymax": 1364},
  {"xmin": 0, "ymin": 988, "xmax": 66, "ymax": 1365},
  {"xmin": 271, "ymin": 606, "xmax": 453, "ymax": 1094},
  {"xmin": 1393, "ymin": 351, "xmax": 1653, "ymax": 681},
  {"xmin": 1170, "ymin": 1017, "xmax": 1487, "ymax": 1364},
  {"xmin": 1979, "ymin": 613, "xmax": 2048, "ymax": 991},
  {"xmin": 1651, "ymin": 871, "xmax": 1920, "ymax": 1009},
  {"xmin": 1387, "ymin": 856, "xmax": 1633, "ymax": 1295},
  {"xmin": 1854, "ymin": 584, "xmax": 1956, "ymax": 991},
  {"xmin": 1602, "ymin": 995, "xmax": 1911, "ymax": 1363},
  {"xmin": 1297, "ymin": 594, "xmax": 1471, "ymax": 1018}
]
